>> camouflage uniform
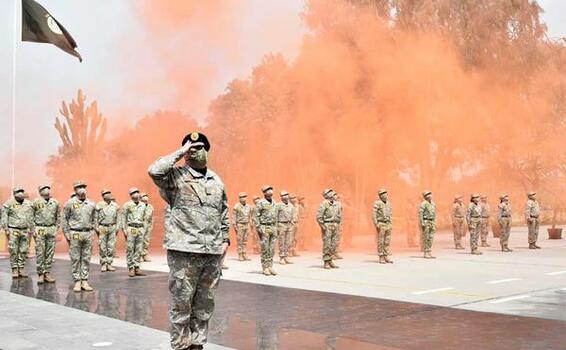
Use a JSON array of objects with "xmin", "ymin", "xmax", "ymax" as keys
[
  {"xmin": 120, "ymin": 200, "xmax": 147, "ymax": 270},
  {"xmin": 451, "ymin": 201, "xmax": 465, "ymax": 247},
  {"xmin": 418, "ymin": 200, "xmax": 436, "ymax": 254},
  {"xmin": 33, "ymin": 197, "xmax": 60, "ymax": 276},
  {"xmin": 232, "ymin": 202, "xmax": 252, "ymax": 258},
  {"xmin": 276, "ymin": 201, "xmax": 294, "ymax": 259},
  {"xmin": 316, "ymin": 199, "xmax": 342, "ymax": 262},
  {"xmin": 290, "ymin": 201, "xmax": 299, "ymax": 256},
  {"xmin": 525, "ymin": 198, "xmax": 540, "ymax": 245},
  {"xmin": 335, "ymin": 199, "xmax": 344, "ymax": 252},
  {"xmin": 2, "ymin": 198, "xmax": 34, "ymax": 270},
  {"xmin": 142, "ymin": 202, "xmax": 154, "ymax": 259},
  {"xmin": 95, "ymin": 200, "xmax": 119, "ymax": 266},
  {"xmin": 480, "ymin": 201, "xmax": 491, "ymax": 244},
  {"xmin": 63, "ymin": 196, "xmax": 96, "ymax": 282},
  {"xmin": 467, "ymin": 201, "xmax": 482, "ymax": 252},
  {"xmin": 372, "ymin": 199, "xmax": 392, "ymax": 258},
  {"xmin": 498, "ymin": 199, "xmax": 512, "ymax": 250},
  {"xmin": 249, "ymin": 201, "xmax": 261, "ymax": 254},
  {"xmin": 149, "ymin": 146, "xmax": 229, "ymax": 349},
  {"xmin": 254, "ymin": 198, "xmax": 279, "ymax": 269}
]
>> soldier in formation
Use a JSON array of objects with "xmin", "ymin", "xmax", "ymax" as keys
[
  {"xmin": 316, "ymin": 188, "xmax": 342, "ymax": 269},
  {"xmin": 480, "ymin": 195, "xmax": 491, "ymax": 247},
  {"xmin": 419, "ymin": 191, "xmax": 436, "ymax": 259},
  {"xmin": 525, "ymin": 191, "xmax": 541, "ymax": 249},
  {"xmin": 276, "ymin": 190, "xmax": 294, "ymax": 265},
  {"xmin": 254, "ymin": 185, "xmax": 279, "ymax": 276},
  {"xmin": 33, "ymin": 185, "xmax": 60, "ymax": 283},
  {"xmin": 498, "ymin": 194, "xmax": 513, "ymax": 252},
  {"xmin": 372, "ymin": 189, "xmax": 393, "ymax": 264},
  {"xmin": 451, "ymin": 195, "xmax": 465, "ymax": 250},
  {"xmin": 95, "ymin": 189, "xmax": 118, "ymax": 272},
  {"xmin": 467, "ymin": 194, "xmax": 483, "ymax": 255},
  {"xmin": 141, "ymin": 193, "xmax": 154, "ymax": 262},
  {"xmin": 232, "ymin": 192, "xmax": 252, "ymax": 261},
  {"xmin": 121, "ymin": 187, "xmax": 147, "ymax": 277},
  {"xmin": 3, "ymin": 187, "xmax": 34, "ymax": 279}
]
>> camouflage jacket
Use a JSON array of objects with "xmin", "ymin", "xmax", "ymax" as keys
[
  {"xmin": 144, "ymin": 203, "xmax": 154, "ymax": 227},
  {"xmin": 232, "ymin": 202, "xmax": 252, "ymax": 225},
  {"xmin": 418, "ymin": 200, "xmax": 436, "ymax": 226},
  {"xmin": 372, "ymin": 199, "xmax": 392, "ymax": 225},
  {"xmin": 148, "ymin": 150, "xmax": 229, "ymax": 255},
  {"xmin": 498, "ymin": 202, "xmax": 512, "ymax": 221},
  {"xmin": 316, "ymin": 200, "xmax": 342, "ymax": 225},
  {"xmin": 62, "ymin": 197, "xmax": 96, "ymax": 235},
  {"xmin": 452, "ymin": 202, "xmax": 465, "ymax": 219},
  {"xmin": 291, "ymin": 204, "xmax": 299, "ymax": 224},
  {"xmin": 466, "ymin": 202, "xmax": 482, "ymax": 224},
  {"xmin": 2, "ymin": 199, "xmax": 34, "ymax": 230},
  {"xmin": 120, "ymin": 200, "xmax": 147, "ymax": 230},
  {"xmin": 276, "ymin": 202, "xmax": 295, "ymax": 223},
  {"xmin": 254, "ymin": 198, "xmax": 278, "ymax": 226},
  {"xmin": 525, "ymin": 199, "xmax": 540, "ymax": 221},
  {"xmin": 33, "ymin": 198, "xmax": 60, "ymax": 227},
  {"xmin": 95, "ymin": 201, "xmax": 119, "ymax": 226},
  {"xmin": 480, "ymin": 202, "xmax": 491, "ymax": 219}
]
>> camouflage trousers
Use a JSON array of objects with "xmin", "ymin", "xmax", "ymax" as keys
[
  {"xmin": 98, "ymin": 225, "xmax": 117, "ymax": 265},
  {"xmin": 452, "ymin": 217, "xmax": 465, "ymax": 246},
  {"xmin": 421, "ymin": 221, "xmax": 435, "ymax": 253},
  {"xmin": 167, "ymin": 250, "xmax": 222, "ymax": 349},
  {"xmin": 322, "ymin": 222, "xmax": 339, "ymax": 262},
  {"xmin": 277, "ymin": 222, "xmax": 293, "ymax": 258},
  {"xmin": 289, "ymin": 222, "xmax": 298, "ymax": 254},
  {"xmin": 126, "ymin": 226, "xmax": 145, "ymax": 269},
  {"xmin": 34, "ymin": 226, "xmax": 57, "ymax": 275},
  {"xmin": 375, "ymin": 223, "xmax": 392, "ymax": 257},
  {"xmin": 69, "ymin": 230, "xmax": 93, "ymax": 281},
  {"xmin": 259, "ymin": 224, "xmax": 277, "ymax": 269},
  {"xmin": 527, "ymin": 219, "xmax": 539, "ymax": 244},
  {"xmin": 142, "ymin": 224, "xmax": 153, "ymax": 258},
  {"xmin": 7, "ymin": 229, "xmax": 30, "ymax": 269},
  {"xmin": 468, "ymin": 219, "xmax": 481, "ymax": 252},
  {"xmin": 498, "ymin": 217, "xmax": 511, "ymax": 248},
  {"xmin": 480, "ymin": 218, "xmax": 489, "ymax": 243},
  {"xmin": 235, "ymin": 223, "xmax": 250, "ymax": 257}
]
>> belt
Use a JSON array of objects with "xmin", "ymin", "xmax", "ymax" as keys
[
  {"xmin": 500, "ymin": 215, "xmax": 511, "ymax": 218},
  {"xmin": 128, "ymin": 223, "xmax": 144, "ymax": 228},
  {"xmin": 453, "ymin": 216, "xmax": 464, "ymax": 218},
  {"xmin": 99, "ymin": 223, "xmax": 116, "ymax": 227},
  {"xmin": 8, "ymin": 226, "xmax": 28, "ymax": 230},
  {"xmin": 529, "ymin": 216, "xmax": 539, "ymax": 219},
  {"xmin": 260, "ymin": 223, "xmax": 275, "ymax": 226},
  {"xmin": 422, "ymin": 218, "xmax": 435, "ymax": 221},
  {"xmin": 278, "ymin": 221, "xmax": 291, "ymax": 224},
  {"xmin": 35, "ymin": 224, "xmax": 56, "ymax": 227},
  {"xmin": 236, "ymin": 222, "xmax": 250, "ymax": 225},
  {"xmin": 70, "ymin": 228, "xmax": 91, "ymax": 232},
  {"xmin": 324, "ymin": 221, "xmax": 340, "ymax": 223},
  {"xmin": 481, "ymin": 216, "xmax": 489, "ymax": 219}
]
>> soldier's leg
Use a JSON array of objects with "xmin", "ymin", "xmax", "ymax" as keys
[
  {"xmin": 259, "ymin": 228, "xmax": 270, "ymax": 270},
  {"xmin": 480, "ymin": 220, "xmax": 488, "ymax": 243},
  {"xmin": 268, "ymin": 228, "xmax": 277, "ymax": 267},
  {"xmin": 329, "ymin": 224, "xmax": 339, "ymax": 258},
  {"xmin": 452, "ymin": 222, "xmax": 458, "ymax": 247},
  {"xmin": 470, "ymin": 222, "xmax": 479, "ymax": 252},
  {"xmin": 189, "ymin": 254, "xmax": 222, "ymax": 346},
  {"xmin": 335, "ymin": 225, "xmax": 342, "ymax": 252},
  {"xmin": 376, "ymin": 226, "xmax": 384, "ymax": 256},
  {"xmin": 107, "ymin": 229, "xmax": 117, "ymax": 266},
  {"xmin": 142, "ymin": 226, "xmax": 151, "ymax": 258},
  {"xmin": 528, "ymin": 221, "xmax": 535, "ymax": 244},
  {"xmin": 422, "ymin": 224, "xmax": 431, "ymax": 253},
  {"xmin": 278, "ymin": 224, "xmax": 287, "ymax": 259},
  {"xmin": 167, "ymin": 250, "xmax": 200, "ymax": 350},
  {"xmin": 242, "ymin": 225, "xmax": 249, "ymax": 256},
  {"xmin": 69, "ymin": 234, "xmax": 81, "ymax": 282},
  {"xmin": 44, "ymin": 228, "xmax": 56, "ymax": 274},
  {"xmin": 99, "ymin": 229, "xmax": 107, "ymax": 265},
  {"xmin": 134, "ymin": 231, "xmax": 144, "ymax": 269},
  {"xmin": 35, "ymin": 229, "xmax": 46, "ymax": 275},
  {"xmin": 80, "ymin": 234, "xmax": 93, "ymax": 281},
  {"xmin": 285, "ymin": 225, "xmax": 293, "ymax": 256},
  {"xmin": 126, "ymin": 228, "xmax": 136, "ymax": 270},
  {"xmin": 8, "ymin": 230, "xmax": 19, "ymax": 270},
  {"xmin": 17, "ymin": 233, "xmax": 30, "ymax": 270},
  {"xmin": 236, "ymin": 225, "xmax": 245, "ymax": 258},
  {"xmin": 384, "ymin": 226, "xmax": 392, "ymax": 256},
  {"xmin": 322, "ymin": 226, "xmax": 332, "ymax": 262},
  {"xmin": 534, "ymin": 220, "xmax": 539, "ymax": 244}
]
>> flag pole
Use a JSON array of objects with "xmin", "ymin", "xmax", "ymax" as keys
[{"xmin": 11, "ymin": 0, "xmax": 18, "ymax": 189}]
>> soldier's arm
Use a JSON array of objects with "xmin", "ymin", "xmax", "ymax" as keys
[
  {"xmin": 253, "ymin": 203, "xmax": 262, "ymax": 228},
  {"xmin": 372, "ymin": 202, "xmax": 380, "ymax": 226},
  {"xmin": 148, "ymin": 149, "xmax": 185, "ymax": 191},
  {"xmin": 62, "ymin": 202, "xmax": 71, "ymax": 239},
  {"xmin": 316, "ymin": 204, "xmax": 325, "ymax": 226},
  {"xmin": 524, "ymin": 203, "xmax": 530, "ymax": 222},
  {"xmin": 93, "ymin": 204, "xmax": 100, "ymax": 232},
  {"xmin": 418, "ymin": 204, "xmax": 424, "ymax": 227},
  {"xmin": 118, "ymin": 204, "xmax": 127, "ymax": 232},
  {"xmin": 1, "ymin": 203, "xmax": 8, "ymax": 230},
  {"xmin": 231, "ymin": 205, "xmax": 238, "ymax": 228},
  {"xmin": 55, "ymin": 201, "xmax": 61, "ymax": 230},
  {"xmin": 220, "ymin": 190, "xmax": 230, "ymax": 244}
]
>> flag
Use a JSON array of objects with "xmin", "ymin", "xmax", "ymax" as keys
[{"xmin": 21, "ymin": 0, "xmax": 82, "ymax": 62}]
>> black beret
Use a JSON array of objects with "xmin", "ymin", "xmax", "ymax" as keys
[{"xmin": 182, "ymin": 132, "xmax": 211, "ymax": 151}]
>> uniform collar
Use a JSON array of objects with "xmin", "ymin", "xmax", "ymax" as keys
[{"xmin": 186, "ymin": 166, "xmax": 215, "ymax": 179}]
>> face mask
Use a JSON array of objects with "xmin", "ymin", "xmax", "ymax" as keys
[
  {"xmin": 189, "ymin": 149, "xmax": 208, "ymax": 169},
  {"xmin": 14, "ymin": 193, "xmax": 25, "ymax": 201},
  {"xmin": 76, "ymin": 188, "xmax": 87, "ymax": 198}
]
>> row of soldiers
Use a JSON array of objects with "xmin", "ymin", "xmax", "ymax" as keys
[{"xmin": 1, "ymin": 182, "xmax": 155, "ymax": 292}]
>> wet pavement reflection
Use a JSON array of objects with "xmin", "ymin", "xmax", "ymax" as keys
[{"xmin": 1, "ymin": 258, "xmax": 566, "ymax": 349}]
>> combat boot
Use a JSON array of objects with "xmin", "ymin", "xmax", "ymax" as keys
[
  {"xmin": 11, "ymin": 268, "xmax": 19, "ymax": 279},
  {"xmin": 534, "ymin": 244, "xmax": 541, "ymax": 249},
  {"xmin": 269, "ymin": 267, "xmax": 278, "ymax": 275},
  {"xmin": 284, "ymin": 257, "xmax": 293, "ymax": 264},
  {"xmin": 143, "ymin": 256, "xmax": 152, "ymax": 262},
  {"xmin": 385, "ymin": 256, "xmax": 394, "ymax": 264},
  {"xmin": 471, "ymin": 250, "xmax": 483, "ymax": 255},
  {"xmin": 529, "ymin": 243, "xmax": 537, "ymax": 249},
  {"xmin": 503, "ymin": 246, "xmax": 513, "ymax": 252},
  {"xmin": 328, "ymin": 261, "xmax": 339, "ymax": 269},
  {"xmin": 323, "ymin": 262, "xmax": 332, "ymax": 269},
  {"xmin": 37, "ymin": 274, "xmax": 45, "ymax": 284},
  {"xmin": 18, "ymin": 269, "xmax": 28, "ymax": 278},
  {"xmin": 107, "ymin": 264, "xmax": 116, "ymax": 271},
  {"xmin": 262, "ymin": 268, "xmax": 271, "ymax": 276},
  {"xmin": 424, "ymin": 252, "xmax": 436, "ymax": 259},
  {"xmin": 134, "ymin": 268, "xmax": 146, "ymax": 276},
  {"xmin": 333, "ymin": 253, "xmax": 343, "ymax": 260},
  {"xmin": 73, "ymin": 281, "xmax": 82, "ymax": 292},
  {"xmin": 244, "ymin": 254, "xmax": 251, "ymax": 261},
  {"xmin": 238, "ymin": 255, "xmax": 245, "ymax": 262},
  {"xmin": 128, "ymin": 269, "xmax": 136, "ymax": 277},
  {"xmin": 455, "ymin": 244, "xmax": 465, "ymax": 250},
  {"xmin": 378, "ymin": 256, "xmax": 387, "ymax": 264},
  {"xmin": 81, "ymin": 280, "xmax": 93, "ymax": 291},
  {"xmin": 481, "ymin": 242, "xmax": 491, "ymax": 247},
  {"xmin": 279, "ymin": 258, "xmax": 287, "ymax": 265},
  {"xmin": 101, "ymin": 264, "xmax": 108, "ymax": 272},
  {"xmin": 44, "ymin": 273, "xmax": 56, "ymax": 283}
]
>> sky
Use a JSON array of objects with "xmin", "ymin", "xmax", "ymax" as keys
[{"xmin": 0, "ymin": 0, "xmax": 564, "ymax": 186}]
